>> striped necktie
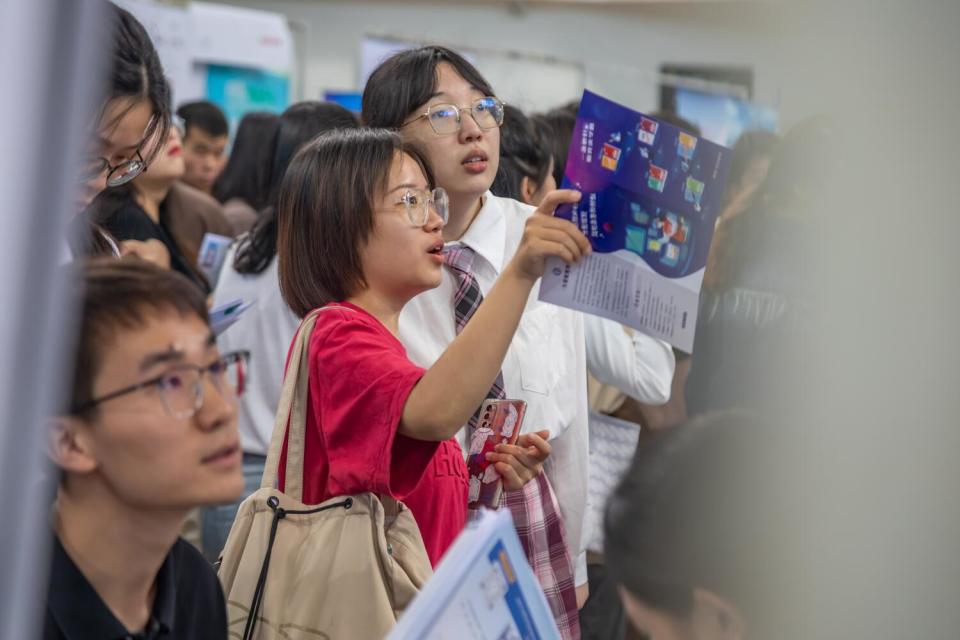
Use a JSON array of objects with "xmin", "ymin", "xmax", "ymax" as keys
[
  {"xmin": 443, "ymin": 243, "xmax": 581, "ymax": 637},
  {"xmin": 442, "ymin": 243, "xmax": 506, "ymax": 439}
]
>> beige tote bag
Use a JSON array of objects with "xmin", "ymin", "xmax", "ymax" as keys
[{"xmin": 218, "ymin": 307, "xmax": 433, "ymax": 640}]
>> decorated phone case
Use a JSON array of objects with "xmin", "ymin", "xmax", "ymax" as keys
[{"xmin": 466, "ymin": 399, "xmax": 527, "ymax": 510}]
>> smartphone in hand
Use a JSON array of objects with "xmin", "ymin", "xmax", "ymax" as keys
[{"xmin": 466, "ymin": 399, "xmax": 527, "ymax": 509}]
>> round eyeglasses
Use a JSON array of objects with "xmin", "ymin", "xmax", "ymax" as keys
[
  {"xmin": 398, "ymin": 187, "xmax": 449, "ymax": 226},
  {"xmin": 72, "ymin": 350, "xmax": 250, "ymax": 420},
  {"xmin": 402, "ymin": 97, "xmax": 505, "ymax": 136},
  {"xmin": 78, "ymin": 148, "xmax": 147, "ymax": 188}
]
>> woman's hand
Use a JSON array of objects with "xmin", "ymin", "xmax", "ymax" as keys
[
  {"xmin": 507, "ymin": 190, "xmax": 591, "ymax": 282},
  {"xmin": 485, "ymin": 429, "xmax": 552, "ymax": 490}
]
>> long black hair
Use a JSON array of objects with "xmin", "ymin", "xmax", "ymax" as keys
[
  {"xmin": 103, "ymin": 3, "xmax": 170, "ymax": 164},
  {"xmin": 232, "ymin": 102, "xmax": 359, "ymax": 275},
  {"xmin": 213, "ymin": 112, "xmax": 280, "ymax": 210},
  {"xmin": 73, "ymin": 4, "xmax": 170, "ymax": 260},
  {"xmin": 491, "ymin": 105, "xmax": 553, "ymax": 202}
]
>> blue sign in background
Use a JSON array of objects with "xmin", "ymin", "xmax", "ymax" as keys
[
  {"xmin": 558, "ymin": 90, "xmax": 731, "ymax": 279},
  {"xmin": 206, "ymin": 64, "xmax": 289, "ymax": 134}
]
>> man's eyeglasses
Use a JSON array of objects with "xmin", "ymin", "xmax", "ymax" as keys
[
  {"xmin": 78, "ymin": 148, "xmax": 147, "ymax": 188},
  {"xmin": 397, "ymin": 188, "xmax": 449, "ymax": 226},
  {"xmin": 402, "ymin": 97, "xmax": 506, "ymax": 136},
  {"xmin": 72, "ymin": 350, "xmax": 250, "ymax": 420}
]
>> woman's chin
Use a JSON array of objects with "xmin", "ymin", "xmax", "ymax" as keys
[
  {"xmin": 417, "ymin": 270, "xmax": 444, "ymax": 294},
  {"xmin": 424, "ymin": 272, "xmax": 443, "ymax": 291}
]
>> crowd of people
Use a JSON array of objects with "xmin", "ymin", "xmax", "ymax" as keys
[{"xmin": 47, "ymin": 3, "xmax": 812, "ymax": 639}]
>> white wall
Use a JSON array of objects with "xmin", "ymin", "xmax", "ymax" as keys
[{"xmin": 207, "ymin": 0, "xmax": 793, "ymax": 122}]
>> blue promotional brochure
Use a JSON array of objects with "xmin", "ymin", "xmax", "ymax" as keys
[
  {"xmin": 388, "ymin": 509, "xmax": 560, "ymax": 640},
  {"xmin": 539, "ymin": 90, "xmax": 732, "ymax": 352}
]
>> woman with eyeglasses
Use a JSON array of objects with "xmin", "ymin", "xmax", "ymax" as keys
[
  {"xmin": 89, "ymin": 122, "xmax": 233, "ymax": 294},
  {"xmin": 273, "ymin": 127, "xmax": 589, "ymax": 567},
  {"xmin": 68, "ymin": 3, "xmax": 171, "ymax": 259},
  {"xmin": 362, "ymin": 46, "xmax": 591, "ymax": 637}
]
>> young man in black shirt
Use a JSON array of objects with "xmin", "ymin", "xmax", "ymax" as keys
[{"xmin": 44, "ymin": 258, "xmax": 247, "ymax": 639}]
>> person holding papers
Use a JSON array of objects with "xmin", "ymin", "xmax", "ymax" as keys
[
  {"xmin": 90, "ymin": 122, "xmax": 233, "ymax": 294},
  {"xmin": 495, "ymin": 100, "xmax": 676, "ymax": 640},
  {"xmin": 363, "ymin": 46, "xmax": 594, "ymax": 639},
  {"xmin": 68, "ymin": 3, "xmax": 171, "ymax": 260},
  {"xmin": 273, "ymin": 127, "xmax": 588, "ymax": 569},
  {"xmin": 491, "ymin": 104, "xmax": 675, "ymax": 410}
]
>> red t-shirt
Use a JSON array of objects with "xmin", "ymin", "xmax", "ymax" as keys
[{"xmin": 277, "ymin": 302, "xmax": 468, "ymax": 565}]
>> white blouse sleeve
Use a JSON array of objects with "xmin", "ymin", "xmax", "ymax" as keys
[{"xmin": 583, "ymin": 314, "xmax": 676, "ymax": 405}]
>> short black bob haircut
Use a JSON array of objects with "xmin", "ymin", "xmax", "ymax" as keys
[{"xmin": 277, "ymin": 128, "xmax": 436, "ymax": 317}]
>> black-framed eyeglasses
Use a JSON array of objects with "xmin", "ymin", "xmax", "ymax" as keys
[
  {"xmin": 72, "ymin": 350, "xmax": 250, "ymax": 419},
  {"xmin": 402, "ymin": 97, "xmax": 506, "ymax": 136},
  {"xmin": 397, "ymin": 187, "xmax": 449, "ymax": 226},
  {"xmin": 78, "ymin": 148, "xmax": 147, "ymax": 188}
]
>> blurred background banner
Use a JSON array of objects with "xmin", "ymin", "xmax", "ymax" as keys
[
  {"xmin": 118, "ymin": 0, "xmax": 789, "ymax": 141},
  {"xmin": 206, "ymin": 64, "xmax": 290, "ymax": 129},
  {"xmin": 115, "ymin": 0, "xmax": 294, "ymax": 130}
]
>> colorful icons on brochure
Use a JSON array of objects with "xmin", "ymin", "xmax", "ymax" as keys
[
  {"xmin": 601, "ymin": 143, "xmax": 622, "ymax": 171},
  {"xmin": 684, "ymin": 176, "xmax": 706, "ymax": 211},
  {"xmin": 676, "ymin": 131, "xmax": 698, "ymax": 161},
  {"xmin": 648, "ymin": 164, "xmax": 668, "ymax": 192},
  {"xmin": 638, "ymin": 117, "xmax": 659, "ymax": 145},
  {"xmin": 623, "ymin": 202, "xmax": 692, "ymax": 270}
]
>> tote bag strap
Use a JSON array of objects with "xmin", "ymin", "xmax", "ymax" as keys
[{"xmin": 261, "ymin": 305, "xmax": 355, "ymax": 501}]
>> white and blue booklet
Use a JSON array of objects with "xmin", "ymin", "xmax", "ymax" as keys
[{"xmin": 388, "ymin": 509, "xmax": 561, "ymax": 640}]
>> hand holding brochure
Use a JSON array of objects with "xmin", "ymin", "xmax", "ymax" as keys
[
  {"xmin": 539, "ymin": 90, "xmax": 732, "ymax": 352},
  {"xmin": 388, "ymin": 509, "xmax": 560, "ymax": 640}
]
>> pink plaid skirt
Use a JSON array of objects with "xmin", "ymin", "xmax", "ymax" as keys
[{"xmin": 504, "ymin": 473, "xmax": 580, "ymax": 640}]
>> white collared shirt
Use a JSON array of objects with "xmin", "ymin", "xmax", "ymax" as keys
[
  {"xmin": 399, "ymin": 192, "xmax": 590, "ymax": 585},
  {"xmin": 585, "ymin": 315, "xmax": 676, "ymax": 405}
]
